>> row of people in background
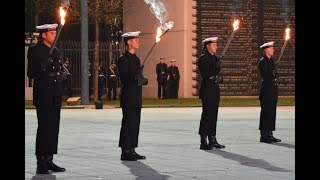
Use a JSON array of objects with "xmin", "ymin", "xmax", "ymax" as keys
[
  {"xmin": 62, "ymin": 58, "xmax": 120, "ymax": 100},
  {"xmin": 156, "ymin": 57, "xmax": 180, "ymax": 99},
  {"xmin": 65, "ymin": 56, "xmax": 180, "ymax": 100},
  {"xmin": 87, "ymin": 60, "xmax": 120, "ymax": 100}
]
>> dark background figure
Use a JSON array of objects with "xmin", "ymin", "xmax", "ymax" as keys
[
  {"xmin": 98, "ymin": 62, "xmax": 107, "ymax": 100},
  {"xmin": 198, "ymin": 37, "xmax": 225, "ymax": 150},
  {"xmin": 117, "ymin": 31, "xmax": 147, "ymax": 161},
  {"xmin": 166, "ymin": 59, "xmax": 180, "ymax": 99},
  {"xmin": 107, "ymin": 61, "xmax": 119, "ymax": 100},
  {"xmin": 258, "ymin": 41, "xmax": 281, "ymax": 144},
  {"xmin": 62, "ymin": 57, "xmax": 72, "ymax": 98},
  {"xmin": 88, "ymin": 60, "xmax": 93, "ymax": 99},
  {"xmin": 156, "ymin": 57, "xmax": 168, "ymax": 99},
  {"xmin": 27, "ymin": 23, "xmax": 66, "ymax": 174}
]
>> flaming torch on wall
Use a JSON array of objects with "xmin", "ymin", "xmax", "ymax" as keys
[
  {"xmin": 49, "ymin": 1, "xmax": 70, "ymax": 56},
  {"xmin": 142, "ymin": 21, "xmax": 174, "ymax": 65},
  {"xmin": 277, "ymin": 27, "xmax": 291, "ymax": 65},
  {"xmin": 220, "ymin": 19, "xmax": 240, "ymax": 58}
]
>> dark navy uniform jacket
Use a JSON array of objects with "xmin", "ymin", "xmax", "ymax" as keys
[
  {"xmin": 258, "ymin": 55, "xmax": 278, "ymax": 103},
  {"xmin": 198, "ymin": 50, "xmax": 221, "ymax": 102},
  {"xmin": 156, "ymin": 63, "xmax": 168, "ymax": 83},
  {"xmin": 117, "ymin": 51, "xmax": 142, "ymax": 108},
  {"xmin": 27, "ymin": 42, "xmax": 64, "ymax": 108}
]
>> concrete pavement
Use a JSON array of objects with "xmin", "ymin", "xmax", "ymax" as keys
[{"xmin": 25, "ymin": 106, "xmax": 295, "ymax": 180}]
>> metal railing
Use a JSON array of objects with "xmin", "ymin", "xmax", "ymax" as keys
[{"xmin": 25, "ymin": 40, "xmax": 125, "ymax": 95}]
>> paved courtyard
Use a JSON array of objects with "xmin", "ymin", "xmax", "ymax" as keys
[{"xmin": 25, "ymin": 106, "xmax": 295, "ymax": 180}]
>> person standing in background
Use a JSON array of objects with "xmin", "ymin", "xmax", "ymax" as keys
[
  {"xmin": 156, "ymin": 57, "xmax": 168, "ymax": 99},
  {"xmin": 62, "ymin": 57, "xmax": 72, "ymax": 97},
  {"xmin": 166, "ymin": 59, "xmax": 180, "ymax": 99},
  {"xmin": 107, "ymin": 61, "xmax": 119, "ymax": 100}
]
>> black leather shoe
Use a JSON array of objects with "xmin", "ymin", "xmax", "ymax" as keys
[
  {"xmin": 130, "ymin": 149, "xmax": 146, "ymax": 160},
  {"xmin": 260, "ymin": 136, "xmax": 273, "ymax": 143},
  {"xmin": 36, "ymin": 155, "xmax": 49, "ymax": 174},
  {"xmin": 47, "ymin": 162, "xmax": 66, "ymax": 172},
  {"xmin": 211, "ymin": 142, "xmax": 225, "ymax": 149},
  {"xmin": 269, "ymin": 136, "xmax": 281, "ymax": 142},
  {"xmin": 45, "ymin": 155, "xmax": 66, "ymax": 172},
  {"xmin": 200, "ymin": 143, "xmax": 212, "ymax": 150},
  {"xmin": 267, "ymin": 131, "xmax": 281, "ymax": 143},
  {"xmin": 36, "ymin": 166, "xmax": 49, "ymax": 174},
  {"xmin": 121, "ymin": 149, "xmax": 137, "ymax": 161},
  {"xmin": 208, "ymin": 136, "xmax": 225, "ymax": 149},
  {"xmin": 36, "ymin": 162, "xmax": 49, "ymax": 174}
]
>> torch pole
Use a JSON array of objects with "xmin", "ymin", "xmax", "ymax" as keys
[
  {"xmin": 277, "ymin": 40, "xmax": 288, "ymax": 65},
  {"xmin": 142, "ymin": 29, "xmax": 171, "ymax": 65},
  {"xmin": 159, "ymin": 29, "xmax": 170, "ymax": 38},
  {"xmin": 49, "ymin": 24, "xmax": 63, "ymax": 56},
  {"xmin": 220, "ymin": 30, "xmax": 236, "ymax": 58},
  {"xmin": 142, "ymin": 42, "xmax": 157, "ymax": 65}
]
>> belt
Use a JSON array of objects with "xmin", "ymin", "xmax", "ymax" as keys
[{"xmin": 48, "ymin": 72, "xmax": 60, "ymax": 77}]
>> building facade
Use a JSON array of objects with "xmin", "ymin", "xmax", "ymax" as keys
[{"xmin": 123, "ymin": 0, "xmax": 295, "ymax": 98}]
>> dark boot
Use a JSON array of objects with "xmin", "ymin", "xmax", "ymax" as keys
[
  {"xmin": 130, "ymin": 148, "xmax": 146, "ymax": 160},
  {"xmin": 200, "ymin": 135, "xmax": 210, "ymax": 150},
  {"xmin": 209, "ymin": 136, "xmax": 225, "ymax": 149},
  {"xmin": 268, "ymin": 131, "xmax": 281, "ymax": 142},
  {"xmin": 45, "ymin": 154, "xmax": 66, "ymax": 172},
  {"xmin": 36, "ymin": 155, "xmax": 49, "ymax": 174},
  {"xmin": 260, "ymin": 130, "xmax": 273, "ymax": 143},
  {"xmin": 121, "ymin": 148, "xmax": 137, "ymax": 161}
]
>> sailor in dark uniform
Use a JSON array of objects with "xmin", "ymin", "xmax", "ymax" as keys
[
  {"xmin": 258, "ymin": 41, "xmax": 281, "ymax": 143},
  {"xmin": 117, "ymin": 31, "xmax": 147, "ymax": 161},
  {"xmin": 166, "ymin": 59, "xmax": 180, "ymax": 99},
  {"xmin": 198, "ymin": 37, "xmax": 225, "ymax": 150},
  {"xmin": 27, "ymin": 23, "xmax": 66, "ymax": 174},
  {"xmin": 107, "ymin": 61, "xmax": 119, "ymax": 100},
  {"xmin": 156, "ymin": 57, "xmax": 168, "ymax": 99}
]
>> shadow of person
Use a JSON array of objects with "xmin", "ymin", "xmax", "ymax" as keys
[
  {"xmin": 31, "ymin": 173, "xmax": 56, "ymax": 180},
  {"xmin": 205, "ymin": 149, "xmax": 291, "ymax": 172},
  {"xmin": 270, "ymin": 142, "xmax": 295, "ymax": 149},
  {"xmin": 121, "ymin": 161, "xmax": 170, "ymax": 180}
]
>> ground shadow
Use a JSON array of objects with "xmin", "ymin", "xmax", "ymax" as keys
[
  {"xmin": 121, "ymin": 161, "xmax": 170, "ymax": 180},
  {"xmin": 270, "ymin": 142, "xmax": 295, "ymax": 149},
  {"xmin": 31, "ymin": 173, "xmax": 56, "ymax": 180},
  {"xmin": 205, "ymin": 149, "xmax": 291, "ymax": 172}
]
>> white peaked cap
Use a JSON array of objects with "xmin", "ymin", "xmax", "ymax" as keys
[
  {"xmin": 36, "ymin": 23, "xmax": 58, "ymax": 30},
  {"xmin": 202, "ymin": 37, "xmax": 218, "ymax": 43},
  {"xmin": 260, "ymin": 41, "xmax": 274, "ymax": 49},
  {"xmin": 122, "ymin": 31, "xmax": 141, "ymax": 38}
]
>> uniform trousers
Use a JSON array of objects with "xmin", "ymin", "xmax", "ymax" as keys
[
  {"xmin": 259, "ymin": 101, "xmax": 277, "ymax": 131},
  {"xmin": 35, "ymin": 106, "xmax": 61, "ymax": 155},
  {"xmin": 198, "ymin": 99, "xmax": 219, "ymax": 137},
  {"xmin": 119, "ymin": 107, "xmax": 141, "ymax": 148},
  {"xmin": 157, "ymin": 81, "xmax": 167, "ymax": 99}
]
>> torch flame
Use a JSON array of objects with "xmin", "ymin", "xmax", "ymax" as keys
[
  {"xmin": 233, "ymin": 19, "xmax": 240, "ymax": 31},
  {"xmin": 156, "ymin": 27, "xmax": 162, "ymax": 43},
  {"xmin": 285, "ymin": 28, "xmax": 290, "ymax": 40},
  {"xmin": 59, "ymin": 7, "xmax": 67, "ymax": 25}
]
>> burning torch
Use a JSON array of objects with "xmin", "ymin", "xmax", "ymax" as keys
[
  {"xmin": 142, "ymin": 21, "xmax": 174, "ymax": 65},
  {"xmin": 135, "ymin": 21, "xmax": 174, "ymax": 86},
  {"xmin": 220, "ymin": 19, "xmax": 240, "ymax": 58},
  {"xmin": 49, "ymin": 1, "xmax": 70, "ymax": 56},
  {"xmin": 277, "ymin": 27, "xmax": 291, "ymax": 65}
]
